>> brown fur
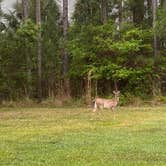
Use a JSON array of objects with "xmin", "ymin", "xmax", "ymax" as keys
[{"xmin": 93, "ymin": 91, "xmax": 120, "ymax": 112}]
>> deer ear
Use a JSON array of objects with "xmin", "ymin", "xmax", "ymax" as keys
[{"xmin": 113, "ymin": 91, "xmax": 116, "ymax": 94}]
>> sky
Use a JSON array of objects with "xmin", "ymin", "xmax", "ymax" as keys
[
  {"xmin": 1, "ymin": 0, "xmax": 76, "ymax": 17},
  {"xmin": 1, "ymin": 0, "xmax": 15, "ymax": 12}
]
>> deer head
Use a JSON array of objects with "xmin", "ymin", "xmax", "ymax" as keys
[{"xmin": 113, "ymin": 90, "xmax": 120, "ymax": 95}]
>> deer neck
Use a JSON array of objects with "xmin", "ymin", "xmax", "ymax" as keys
[{"xmin": 114, "ymin": 95, "xmax": 119, "ymax": 103}]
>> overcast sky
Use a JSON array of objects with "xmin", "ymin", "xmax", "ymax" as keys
[{"xmin": 1, "ymin": 0, "xmax": 76, "ymax": 17}]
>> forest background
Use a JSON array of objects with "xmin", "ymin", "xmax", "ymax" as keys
[{"xmin": 0, "ymin": 0, "xmax": 166, "ymax": 106}]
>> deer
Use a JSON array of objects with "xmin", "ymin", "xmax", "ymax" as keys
[{"xmin": 93, "ymin": 91, "xmax": 120, "ymax": 112}]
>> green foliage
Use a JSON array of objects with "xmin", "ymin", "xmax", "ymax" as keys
[
  {"xmin": 0, "ymin": 28, "xmax": 35, "ymax": 99},
  {"xmin": 0, "ymin": 0, "xmax": 61, "ymax": 100},
  {"xmin": 157, "ymin": 6, "xmax": 166, "ymax": 39},
  {"xmin": 73, "ymin": 0, "xmax": 101, "ymax": 25},
  {"xmin": 68, "ymin": 21, "xmax": 154, "ymax": 97},
  {"xmin": 0, "ymin": 0, "xmax": 165, "ymax": 100},
  {"xmin": 16, "ymin": 19, "xmax": 38, "ymax": 41}
]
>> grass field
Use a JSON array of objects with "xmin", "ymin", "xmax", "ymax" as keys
[{"xmin": 0, "ymin": 107, "xmax": 166, "ymax": 166}]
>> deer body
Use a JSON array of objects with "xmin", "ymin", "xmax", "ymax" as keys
[{"xmin": 93, "ymin": 91, "xmax": 120, "ymax": 112}]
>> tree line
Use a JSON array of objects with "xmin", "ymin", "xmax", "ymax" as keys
[{"xmin": 0, "ymin": 0, "xmax": 165, "ymax": 104}]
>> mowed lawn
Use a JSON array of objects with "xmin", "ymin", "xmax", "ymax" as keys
[{"xmin": 0, "ymin": 107, "xmax": 166, "ymax": 166}]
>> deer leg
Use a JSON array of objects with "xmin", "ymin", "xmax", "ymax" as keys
[
  {"xmin": 93, "ymin": 101, "xmax": 98, "ymax": 112},
  {"xmin": 100, "ymin": 104, "xmax": 104, "ymax": 110}
]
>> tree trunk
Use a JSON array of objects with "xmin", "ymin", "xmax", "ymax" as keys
[
  {"xmin": 147, "ymin": 0, "xmax": 152, "ymax": 24},
  {"xmin": 118, "ymin": 0, "xmax": 123, "ymax": 30},
  {"xmin": 63, "ymin": 0, "xmax": 70, "ymax": 97},
  {"xmin": 152, "ymin": 0, "xmax": 161, "ymax": 96},
  {"xmin": 101, "ymin": 0, "xmax": 108, "ymax": 24},
  {"xmin": 36, "ymin": 0, "xmax": 42, "ymax": 101},
  {"xmin": 152, "ymin": 0, "xmax": 157, "ymax": 58},
  {"xmin": 160, "ymin": 0, "xmax": 166, "ymax": 6},
  {"xmin": 132, "ymin": 0, "xmax": 145, "ymax": 25},
  {"xmin": 95, "ymin": 80, "xmax": 98, "ymax": 97},
  {"xmin": 85, "ymin": 70, "xmax": 92, "ymax": 105},
  {"xmin": 114, "ymin": 80, "xmax": 118, "ymax": 91},
  {"xmin": 22, "ymin": 0, "xmax": 28, "ymax": 20},
  {"xmin": 22, "ymin": 0, "xmax": 32, "ymax": 98}
]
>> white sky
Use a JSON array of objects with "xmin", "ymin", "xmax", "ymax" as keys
[
  {"xmin": 1, "ymin": 0, "xmax": 76, "ymax": 17},
  {"xmin": 1, "ymin": 0, "xmax": 16, "ymax": 12}
]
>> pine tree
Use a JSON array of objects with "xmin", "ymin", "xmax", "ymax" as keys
[
  {"xmin": 63, "ymin": 0, "xmax": 70, "ymax": 97},
  {"xmin": 36, "ymin": 0, "xmax": 42, "ymax": 101}
]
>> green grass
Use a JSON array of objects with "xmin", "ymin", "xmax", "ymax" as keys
[{"xmin": 0, "ymin": 107, "xmax": 166, "ymax": 166}]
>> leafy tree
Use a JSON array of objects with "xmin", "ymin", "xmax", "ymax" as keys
[
  {"xmin": 0, "ymin": 0, "xmax": 61, "ymax": 100},
  {"xmin": 73, "ymin": 0, "xmax": 101, "ymax": 25},
  {"xmin": 0, "ymin": 0, "xmax": 165, "ymax": 102},
  {"xmin": 68, "ymin": 20, "xmax": 154, "ymax": 97}
]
